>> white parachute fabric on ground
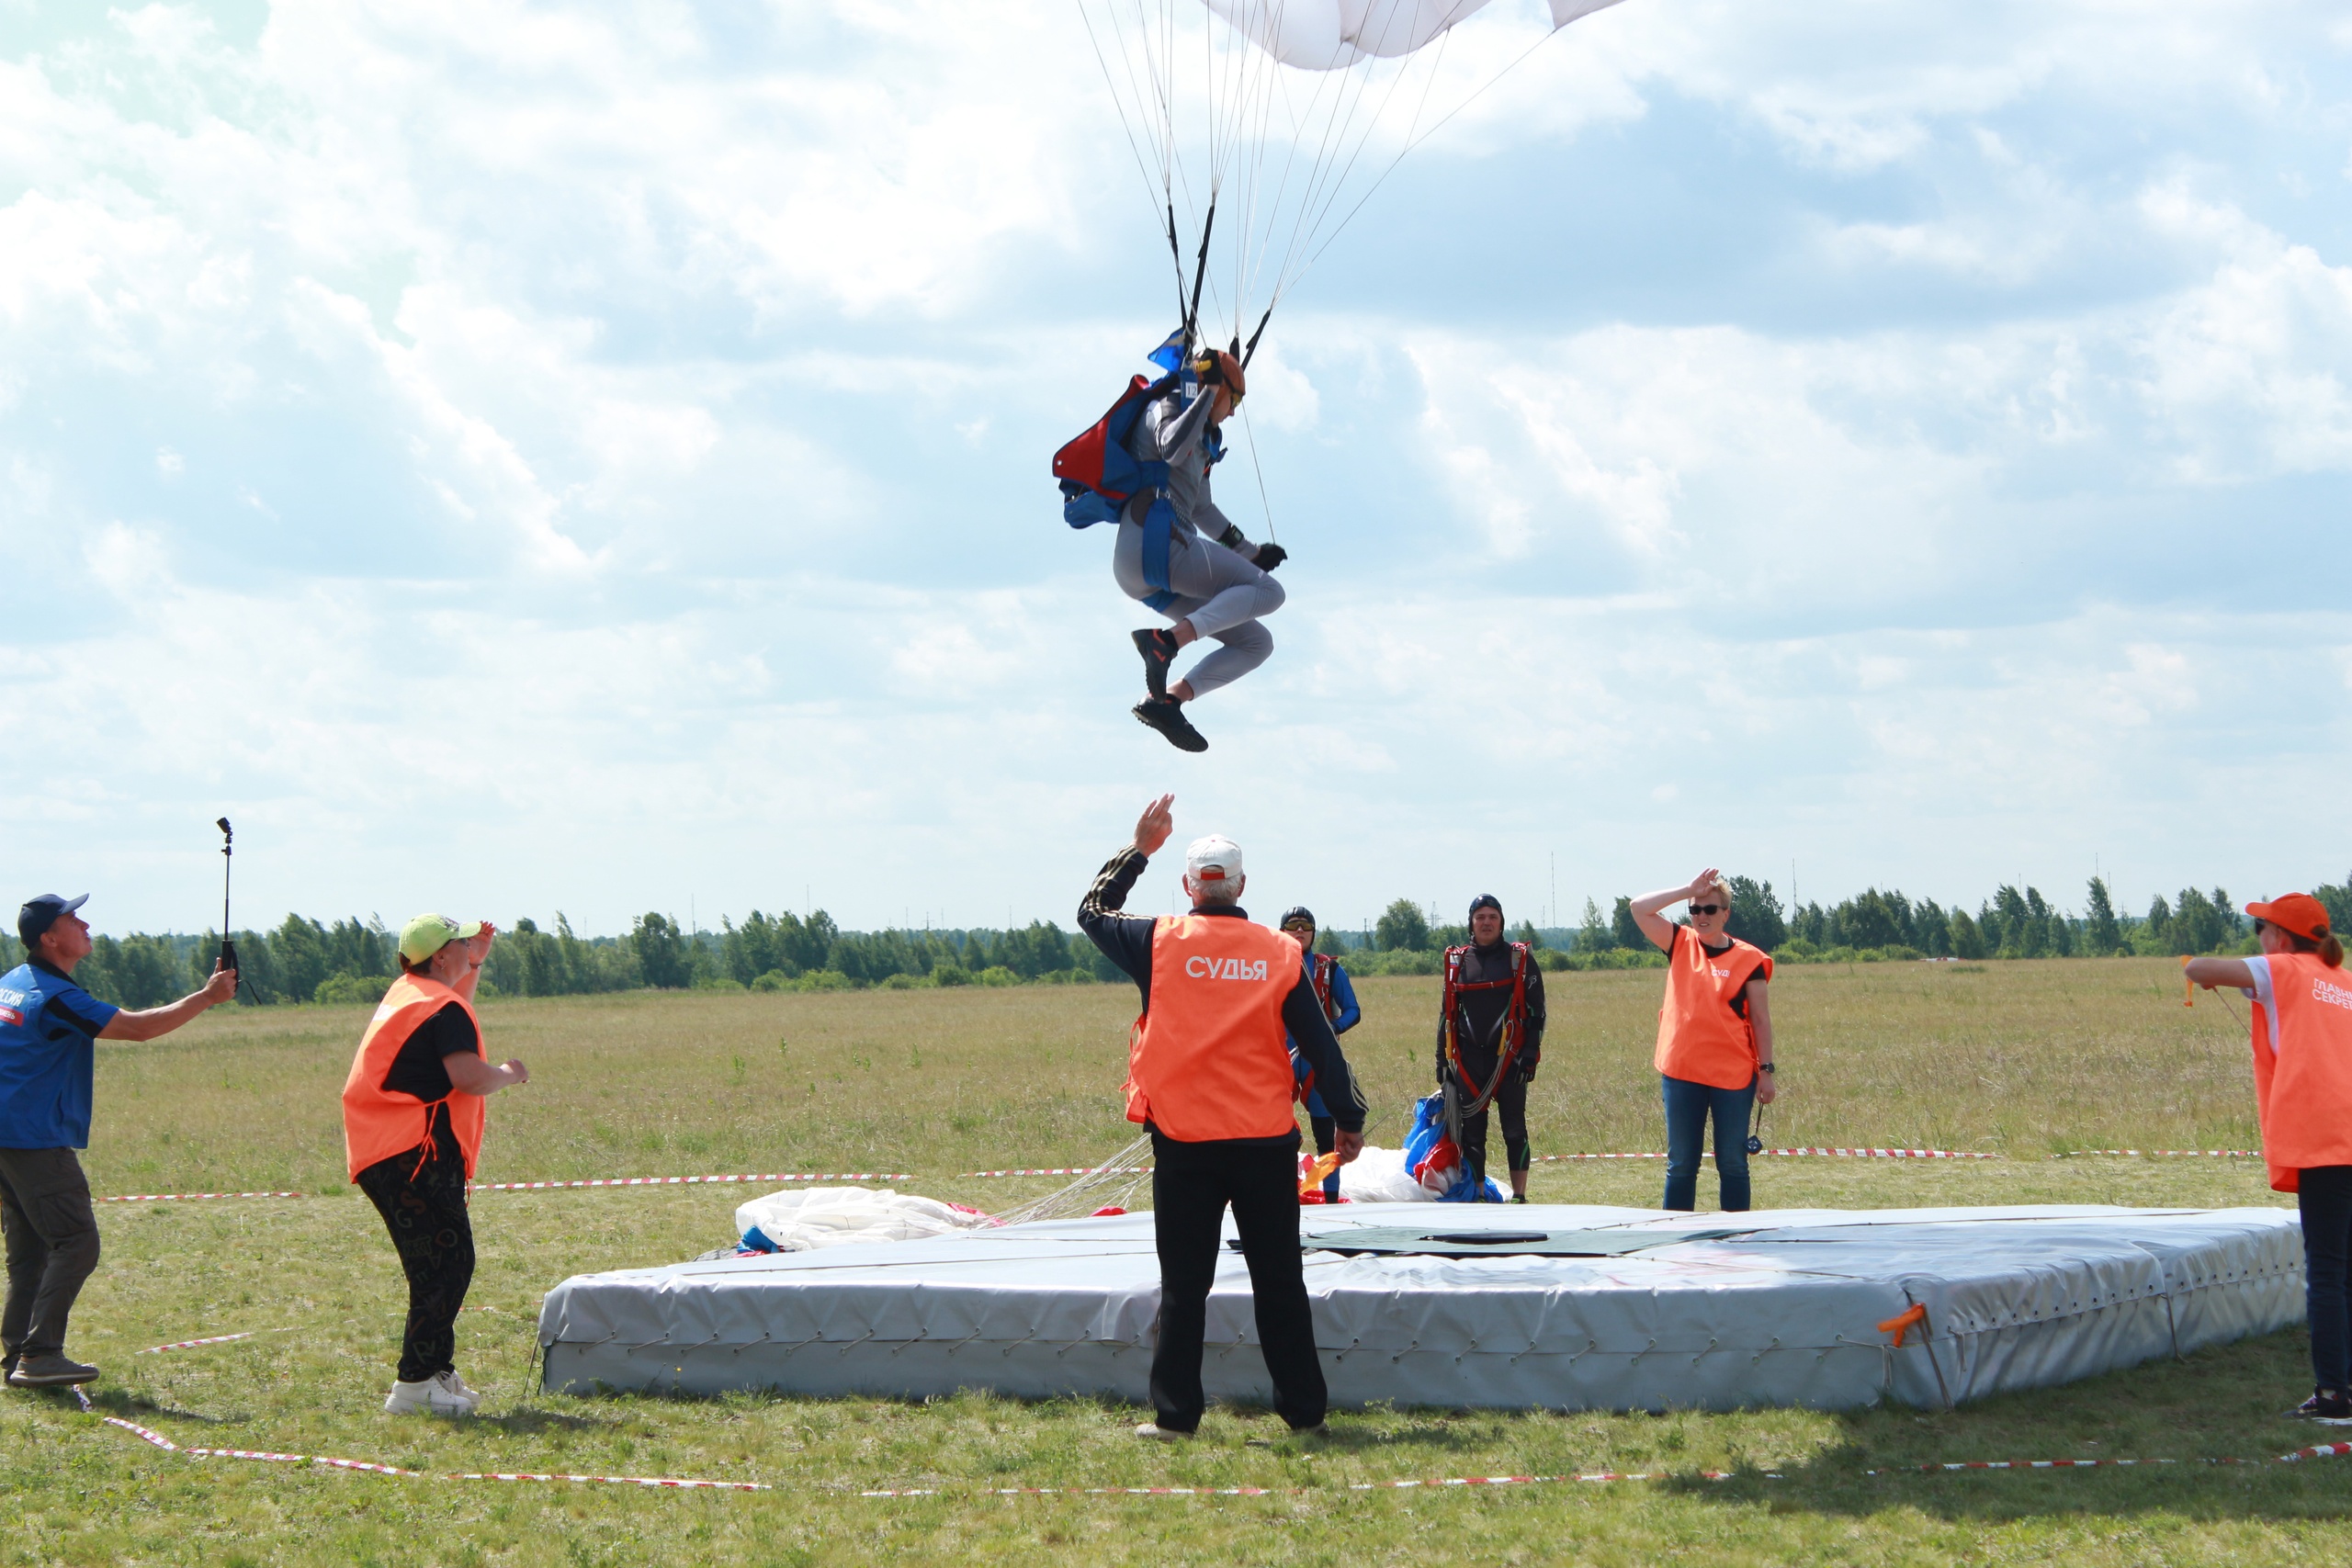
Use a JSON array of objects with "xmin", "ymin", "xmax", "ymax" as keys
[
  {"xmin": 735, "ymin": 1188, "xmax": 992, "ymax": 1253},
  {"xmin": 1334, "ymin": 1145, "xmax": 1438, "ymax": 1202},
  {"xmin": 1202, "ymin": 0, "xmax": 1627, "ymax": 70}
]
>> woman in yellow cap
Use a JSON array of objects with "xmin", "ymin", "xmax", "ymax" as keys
[
  {"xmin": 2187, "ymin": 892, "xmax": 2352, "ymax": 1425},
  {"xmin": 341, "ymin": 914, "xmax": 527, "ymax": 1416}
]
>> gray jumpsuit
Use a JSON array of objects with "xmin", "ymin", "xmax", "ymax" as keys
[{"xmin": 1113, "ymin": 388, "xmax": 1286, "ymax": 701}]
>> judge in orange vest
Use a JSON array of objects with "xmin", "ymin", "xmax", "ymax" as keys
[
  {"xmin": 1079, "ymin": 795, "xmax": 1366, "ymax": 1440},
  {"xmin": 1631, "ymin": 869, "xmax": 1777, "ymax": 1213},
  {"xmin": 342, "ymin": 914, "xmax": 529, "ymax": 1416},
  {"xmin": 2187, "ymin": 893, "xmax": 2352, "ymax": 1426}
]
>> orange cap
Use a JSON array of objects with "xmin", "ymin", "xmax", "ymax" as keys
[{"xmin": 2245, "ymin": 892, "xmax": 2330, "ymax": 943}]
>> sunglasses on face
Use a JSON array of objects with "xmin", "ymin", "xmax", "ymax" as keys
[
  {"xmin": 1283, "ymin": 923, "xmax": 1314, "ymax": 935},
  {"xmin": 1688, "ymin": 904, "xmax": 1724, "ymax": 918}
]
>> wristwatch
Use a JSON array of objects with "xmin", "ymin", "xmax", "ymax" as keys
[{"xmin": 1758, "ymin": 1061, "xmax": 1776, "ymax": 1075}]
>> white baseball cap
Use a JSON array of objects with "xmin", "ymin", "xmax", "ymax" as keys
[{"xmin": 1184, "ymin": 834, "xmax": 1243, "ymax": 886}]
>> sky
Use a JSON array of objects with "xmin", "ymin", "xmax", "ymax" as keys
[{"xmin": 1, "ymin": 0, "xmax": 2348, "ymax": 940}]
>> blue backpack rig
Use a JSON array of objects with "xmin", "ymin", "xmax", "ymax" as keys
[{"xmin": 1052, "ymin": 338, "xmax": 1227, "ymax": 614}]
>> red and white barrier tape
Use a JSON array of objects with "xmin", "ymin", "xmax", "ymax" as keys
[
  {"xmin": 470, "ymin": 1172, "xmax": 911, "ymax": 1192},
  {"xmin": 101, "ymin": 1190, "xmax": 301, "ymax": 1204},
  {"xmin": 861, "ymin": 1471, "xmax": 1730, "ymax": 1497},
  {"xmin": 962, "ymin": 1167, "xmax": 1150, "ymax": 1179},
  {"xmin": 71, "ymin": 1377, "xmax": 2348, "ymax": 1499},
  {"xmin": 1871, "ymin": 1440, "xmax": 2349, "ymax": 1473},
  {"xmin": 2052, "ymin": 1149, "xmax": 2260, "ymax": 1159},
  {"xmin": 1537, "ymin": 1147, "xmax": 1996, "ymax": 1163}
]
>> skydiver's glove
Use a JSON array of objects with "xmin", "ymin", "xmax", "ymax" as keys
[
  {"xmin": 1517, "ymin": 1058, "xmax": 1539, "ymax": 1084},
  {"xmin": 1252, "ymin": 542, "xmax": 1288, "ymax": 571}
]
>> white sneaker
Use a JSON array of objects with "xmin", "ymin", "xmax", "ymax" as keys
[
  {"xmin": 385, "ymin": 1371, "xmax": 479, "ymax": 1416},
  {"xmin": 443, "ymin": 1369, "xmax": 479, "ymax": 1401},
  {"xmin": 1134, "ymin": 1422, "xmax": 1194, "ymax": 1440}
]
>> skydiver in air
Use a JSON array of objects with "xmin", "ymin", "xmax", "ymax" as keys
[{"xmin": 1117, "ymin": 350, "xmax": 1287, "ymax": 753}]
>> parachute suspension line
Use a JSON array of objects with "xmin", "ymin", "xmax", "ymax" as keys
[
  {"xmin": 1074, "ymin": 0, "xmax": 1175, "ymax": 238},
  {"xmin": 1291, "ymin": 17, "xmax": 1569, "ymax": 295},
  {"xmin": 1266, "ymin": 9, "xmax": 1447, "ymax": 317},
  {"xmin": 1238, "ymin": 398, "xmax": 1277, "ymax": 546},
  {"xmin": 1184, "ymin": 201, "xmax": 1217, "ymax": 348}
]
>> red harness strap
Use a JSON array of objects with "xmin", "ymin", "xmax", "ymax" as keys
[{"xmin": 1442, "ymin": 942, "xmax": 1530, "ymax": 1118}]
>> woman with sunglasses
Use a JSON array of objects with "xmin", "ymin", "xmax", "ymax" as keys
[
  {"xmin": 2186, "ymin": 894, "xmax": 2352, "ymax": 1425},
  {"xmin": 1629, "ymin": 870, "xmax": 1776, "ymax": 1212}
]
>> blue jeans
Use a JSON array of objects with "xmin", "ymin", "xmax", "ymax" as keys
[
  {"xmin": 1662, "ymin": 1074, "xmax": 1757, "ymax": 1213},
  {"xmin": 2301, "ymin": 1165, "xmax": 2352, "ymax": 1393}
]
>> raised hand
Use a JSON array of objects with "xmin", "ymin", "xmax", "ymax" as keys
[{"xmin": 1134, "ymin": 795, "xmax": 1176, "ymax": 858}]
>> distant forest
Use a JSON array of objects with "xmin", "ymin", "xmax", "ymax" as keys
[{"xmin": 8, "ymin": 874, "xmax": 2347, "ymax": 1009}]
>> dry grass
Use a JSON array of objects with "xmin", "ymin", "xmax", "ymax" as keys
[{"xmin": 3, "ymin": 957, "xmax": 2338, "ymax": 1566}]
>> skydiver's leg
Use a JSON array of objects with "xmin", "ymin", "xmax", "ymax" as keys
[{"xmin": 1164, "ymin": 536, "xmax": 1283, "ymax": 703}]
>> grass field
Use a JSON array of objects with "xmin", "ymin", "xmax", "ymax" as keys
[{"xmin": 5, "ymin": 957, "xmax": 2344, "ymax": 1565}]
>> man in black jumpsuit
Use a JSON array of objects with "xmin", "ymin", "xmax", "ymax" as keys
[{"xmin": 1434, "ymin": 894, "xmax": 1545, "ymax": 1203}]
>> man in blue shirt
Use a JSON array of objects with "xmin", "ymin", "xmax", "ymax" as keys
[
  {"xmin": 2, "ymin": 894, "xmax": 235, "ymax": 1388},
  {"xmin": 1278, "ymin": 908, "xmax": 1362, "ymax": 1202}
]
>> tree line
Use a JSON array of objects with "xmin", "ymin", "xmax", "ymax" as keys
[{"xmin": 8, "ymin": 873, "xmax": 2346, "ymax": 1008}]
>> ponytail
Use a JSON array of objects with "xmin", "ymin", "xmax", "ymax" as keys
[{"xmin": 2324, "ymin": 933, "xmax": 2345, "ymax": 969}]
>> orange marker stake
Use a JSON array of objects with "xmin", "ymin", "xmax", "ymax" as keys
[{"xmin": 2181, "ymin": 954, "xmax": 2194, "ymax": 1008}]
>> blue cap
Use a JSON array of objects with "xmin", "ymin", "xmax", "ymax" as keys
[{"xmin": 18, "ymin": 894, "xmax": 88, "ymax": 948}]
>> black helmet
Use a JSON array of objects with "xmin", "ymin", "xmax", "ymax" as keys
[
  {"xmin": 1279, "ymin": 906, "xmax": 1317, "ymax": 932},
  {"xmin": 1467, "ymin": 894, "xmax": 1503, "ymax": 921}
]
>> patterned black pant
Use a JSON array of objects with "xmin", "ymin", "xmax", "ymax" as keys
[{"xmin": 356, "ymin": 1137, "xmax": 474, "ymax": 1382}]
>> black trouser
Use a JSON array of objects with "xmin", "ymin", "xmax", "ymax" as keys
[
  {"xmin": 1307, "ymin": 1114, "xmax": 1340, "ymax": 1200},
  {"xmin": 1455, "ymin": 1074, "xmax": 1530, "ymax": 1198},
  {"xmin": 0, "ymin": 1147, "xmax": 102, "ymax": 1363},
  {"xmin": 356, "ymin": 1134, "xmax": 475, "ymax": 1382},
  {"xmin": 2301, "ymin": 1165, "xmax": 2352, "ymax": 1393},
  {"xmin": 1148, "ymin": 1129, "xmax": 1327, "ymax": 1433}
]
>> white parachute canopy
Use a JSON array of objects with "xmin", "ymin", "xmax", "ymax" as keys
[
  {"xmin": 1202, "ymin": 1, "xmax": 1626, "ymax": 72},
  {"xmin": 1075, "ymin": 0, "xmax": 1633, "ymax": 360}
]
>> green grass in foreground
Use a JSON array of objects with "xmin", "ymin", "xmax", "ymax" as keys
[{"xmin": 2, "ymin": 960, "xmax": 2344, "ymax": 1565}]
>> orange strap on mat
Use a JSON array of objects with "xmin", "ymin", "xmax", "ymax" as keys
[
  {"xmin": 1877, "ymin": 1303, "xmax": 1928, "ymax": 1348},
  {"xmin": 1298, "ymin": 1151, "xmax": 1341, "ymax": 1195}
]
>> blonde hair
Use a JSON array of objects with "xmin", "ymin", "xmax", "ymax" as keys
[{"xmin": 1697, "ymin": 875, "xmax": 1732, "ymax": 908}]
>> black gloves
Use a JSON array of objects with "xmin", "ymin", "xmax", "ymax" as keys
[{"xmin": 1252, "ymin": 542, "xmax": 1288, "ymax": 570}]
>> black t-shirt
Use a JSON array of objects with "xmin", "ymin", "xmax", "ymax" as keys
[{"xmin": 379, "ymin": 1002, "xmax": 481, "ymax": 1102}]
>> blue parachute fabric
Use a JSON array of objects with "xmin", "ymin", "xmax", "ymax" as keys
[
  {"xmin": 1148, "ymin": 328, "xmax": 1187, "ymax": 373},
  {"xmin": 1139, "ymin": 496, "xmax": 1178, "ymax": 613},
  {"xmin": 1401, "ymin": 1094, "xmax": 1445, "ymax": 1173},
  {"xmin": 1401, "ymin": 1093, "xmax": 1505, "ymax": 1203}
]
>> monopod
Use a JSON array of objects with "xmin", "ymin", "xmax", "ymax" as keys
[{"xmin": 216, "ymin": 818, "xmax": 254, "ymax": 1001}]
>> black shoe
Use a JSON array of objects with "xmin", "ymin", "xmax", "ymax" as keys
[
  {"xmin": 1132, "ymin": 627, "xmax": 1180, "ymax": 701},
  {"xmin": 7, "ymin": 1353, "xmax": 98, "ymax": 1387},
  {"xmin": 2290, "ymin": 1389, "xmax": 2352, "ymax": 1424},
  {"xmin": 1132, "ymin": 697, "xmax": 1207, "ymax": 753},
  {"xmin": 1510, "ymin": 1194, "xmax": 1528, "ymax": 1205}
]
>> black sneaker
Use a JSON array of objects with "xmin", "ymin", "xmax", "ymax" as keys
[
  {"xmin": 7, "ymin": 1353, "xmax": 98, "ymax": 1387},
  {"xmin": 2290, "ymin": 1389, "xmax": 2352, "ymax": 1424},
  {"xmin": 1132, "ymin": 627, "xmax": 1180, "ymax": 701},
  {"xmin": 1510, "ymin": 1194, "xmax": 1528, "ymax": 1205},
  {"xmin": 1132, "ymin": 697, "xmax": 1207, "ymax": 753}
]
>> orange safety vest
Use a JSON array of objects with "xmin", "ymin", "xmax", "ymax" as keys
[
  {"xmin": 1654, "ymin": 927, "xmax": 1772, "ymax": 1090},
  {"xmin": 1125, "ymin": 914, "xmax": 1301, "ymax": 1142},
  {"xmin": 2246, "ymin": 952, "xmax": 2352, "ymax": 1193},
  {"xmin": 341, "ymin": 973, "xmax": 488, "ymax": 1182}
]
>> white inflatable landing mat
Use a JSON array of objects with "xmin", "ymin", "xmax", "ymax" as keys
[{"xmin": 537, "ymin": 1203, "xmax": 2302, "ymax": 1411}]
